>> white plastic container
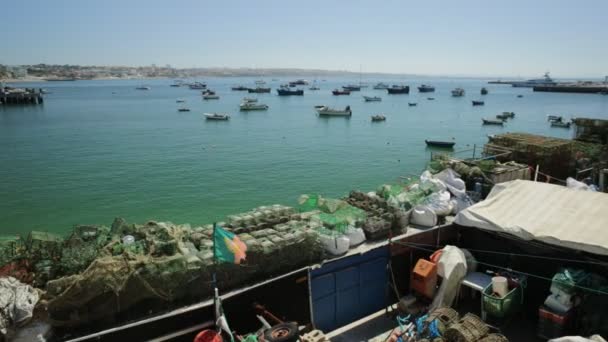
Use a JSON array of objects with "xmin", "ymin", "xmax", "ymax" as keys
[
  {"xmin": 319, "ymin": 234, "xmax": 350, "ymax": 255},
  {"xmin": 544, "ymin": 294, "xmax": 572, "ymax": 313},
  {"xmin": 122, "ymin": 235, "xmax": 135, "ymax": 245},
  {"xmin": 345, "ymin": 227, "xmax": 366, "ymax": 247},
  {"xmin": 492, "ymin": 276, "xmax": 509, "ymax": 298},
  {"xmin": 410, "ymin": 205, "xmax": 438, "ymax": 227}
]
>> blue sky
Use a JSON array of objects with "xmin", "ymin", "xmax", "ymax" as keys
[{"xmin": 2, "ymin": 0, "xmax": 607, "ymax": 77}]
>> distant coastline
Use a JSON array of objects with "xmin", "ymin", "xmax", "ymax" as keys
[{"xmin": 1, "ymin": 65, "xmax": 415, "ymax": 83}]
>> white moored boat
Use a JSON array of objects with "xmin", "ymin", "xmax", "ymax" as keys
[
  {"xmin": 203, "ymin": 94, "xmax": 220, "ymax": 100},
  {"xmin": 451, "ymin": 88, "xmax": 465, "ymax": 97},
  {"xmin": 316, "ymin": 105, "xmax": 352, "ymax": 117},
  {"xmin": 373, "ymin": 82, "xmax": 389, "ymax": 89},
  {"xmin": 204, "ymin": 113, "xmax": 230, "ymax": 121},
  {"xmin": 363, "ymin": 96, "xmax": 382, "ymax": 102},
  {"xmin": 240, "ymin": 103, "xmax": 269, "ymax": 111},
  {"xmin": 242, "ymin": 97, "xmax": 258, "ymax": 103}
]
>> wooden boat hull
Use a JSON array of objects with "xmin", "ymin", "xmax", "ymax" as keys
[
  {"xmin": 482, "ymin": 119, "xmax": 503, "ymax": 125},
  {"xmin": 387, "ymin": 86, "xmax": 409, "ymax": 94},
  {"xmin": 277, "ymin": 89, "xmax": 304, "ymax": 96},
  {"xmin": 332, "ymin": 90, "xmax": 350, "ymax": 95},
  {"xmin": 317, "ymin": 107, "xmax": 352, "ymax": 116},
  {"xmin": 248, "ymin": 88, "xmax": 271, "ymax": 93},
  {"xmin": 240, "ymin": 105, "xmax": 268, "ymax": 111},
  {"xmin": 425, "ymin": 140, "xmax": 455, "ymax": 148},
  {"xmin": 204, "ymin": 114, "xmax": 230, "ymax": 120}
]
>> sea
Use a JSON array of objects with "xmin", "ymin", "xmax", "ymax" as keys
[{"xmin": 1, "ymin": 77, "xmax": 607, "ymax": 236}]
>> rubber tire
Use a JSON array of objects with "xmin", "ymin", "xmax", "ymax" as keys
[{"xmin": 263, "ymin": 322, "xmax": 298, "ymax": 342}]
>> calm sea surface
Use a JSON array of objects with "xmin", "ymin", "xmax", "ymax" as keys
[{"xmin": 1, "ymin": 77, "xmax": 607, "ymax": 235}]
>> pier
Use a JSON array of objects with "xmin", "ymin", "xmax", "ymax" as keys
[
  {"xmin": 0, "ymin": 86, "xmax": 44, "ymax": 104},
  {"xmin": 533, "ymin": 83, "xmax": 608, "ymax": 94}
]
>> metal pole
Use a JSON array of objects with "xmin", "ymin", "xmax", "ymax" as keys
[
  {"xmin": 472, "ymin": 144, "xmax": 476, "ymax": 159},
  {"xmin": 534, "ymin": 165, "xmax": 540, "ymax": 182}
]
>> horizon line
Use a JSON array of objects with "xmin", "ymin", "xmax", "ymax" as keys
[{"xmin": 2, "ymin": 63, "xmax": 605, "ymax": 80}]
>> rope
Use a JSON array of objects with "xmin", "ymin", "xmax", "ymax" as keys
[
  {"xmin": 391, "ymin": 241, "xmax": 608, "ymax": 296},
  {"xmin": 393, "ymin": 241, "xmax": 608, "ymax": 266}
]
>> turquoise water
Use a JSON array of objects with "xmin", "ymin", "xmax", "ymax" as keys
[{"xmin": 1, "ymin": 77, "xmax": 607, "ymax": 235}]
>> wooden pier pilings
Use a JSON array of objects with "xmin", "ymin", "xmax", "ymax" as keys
[{"xmin": 0, "ymin": 88, "xmax": 44, "ymax": 105}]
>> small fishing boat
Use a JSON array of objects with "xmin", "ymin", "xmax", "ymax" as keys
[
  {"xmin": 203, "ymin": 94, "xmax": 220, "ymax": 100},
  {"xmin": 371, "ymin": 114, "xmax": 386, "ymax": 122},
  {"xmin": 255, "ymin": 80, "xmax": 266, "ymax": 85},
  {"xmin": 547, "ymin": 115, "xmax": 563, "ymax": 122},
  {"xmin": 387, "ymin": 85, "xmax": 409, "ymax": 94},
  {"xmin": 517, "ymin": 94, "xmax": 524, "ymax": 98},
  {"xmin": 496, "ymin": 112, "xmax": 515, "ymax": 120},
  {"xmin": 170, "ymin": 84, "xmax": 181, "ymax": 87},
  {"xmin": 481, "ymin": 87, "xmax": 488, "ymax": 95},
  {"xmin": 314, "ymin": 105, "xmax": 325, "ymax": 110},
  {"xmin": 243, "ymin": 97, "xmax": 258, "ymax": 103},
  {"xmin": 373, "ymin": 82, "xmax": 390, "ymax": 90},
  {"xmin": 425, "ymin": 140, "xmax": 455, "ymax": 148},
  {"xmin": 176, "ymin": 99, "xmax": 185, "ymax": 103},
  {"xmin": 472, "ymin": 100, "xmax": 485, "ymax": 106},
  {"xmin": 240, "ymin": 103, "xmax": 269, "ymax": 111},
  {"xmin": 551, "ymin": 121, "xmax": 571, "ymax": 128},
  {"xmin": 332, "ymin": 89, "xmax": 351, "ymax": 95},
  {"xmin": 482, "ymin": 118, "xmax": 504, "ymax": 125},
  {"xmin": 343, "ymin": 85, "xmax": 361, "ymax": 91},
  {"xmin": 277, "ymin": 87, "xmax": 304, "ymax": 96},
  {"xmin": 231, "ymin": 85, "xmax": 248, "ymax": 91},
  {"xmin": 203, "ymin": 89, "xmax": 216, "ymax": 95},
  {"xmin": 135, "ymin": 86, "xmax": 151, "ymax": 90},
  {"xmin": 363, "ymin": 96, "xmax": 382, "ymax": 102},
  {"xmin": 178, "ymin": 108, "xmax": 190, "ymax": 112},
  {"xmin": 204, "ymin": 113, "xmax": 230, "ymax": 121},
  {"xmin": 289, "ymin": 79, "xmax": 308, "ymax": 86},
  {"xmin": 418, "ymin": 84, "xmax": 435, "ymax": 92},
  {"xmin": 427, "ymin": 97, "xmax": 435, "ymax": 100},
  {"xmin": 309, "ymin": 85, "xmax": 320, "ymax": 90},
  {"xmin": 316, "ymin": 105, "xmax": 352, "ymax": 117},
  {"xmin": 189, "ymin": 82, "xmax": 207, "ymax": 89},
  {"xmin": 408, "ymin": 102, "xmax": 417, "ymax": 106},
  {"xmin": 451, "ymin": 88, "xmax": 465, "ymax": 97},
  {"xmin": 247, "ymin": 87, "xmax": 271, "ymax": 93}
]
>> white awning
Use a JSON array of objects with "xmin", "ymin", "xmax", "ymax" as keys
[{"xmin": 454, "ymin": 180, "xmax": 608, "ymax": 256}]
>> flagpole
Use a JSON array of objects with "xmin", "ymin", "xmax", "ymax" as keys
[{"xmin": 212, "ymin": 222, "xmax": 218, "ymax": 325}]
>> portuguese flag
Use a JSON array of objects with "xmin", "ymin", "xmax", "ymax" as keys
[{"xmin": 213, "ymin": 225, "xmax": 247, "ymax": 264}]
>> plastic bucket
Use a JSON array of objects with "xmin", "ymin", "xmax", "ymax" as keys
[
  {"xmin": 492, "ymin": 276, "xmax": 508, "ymax": 297},
  {"xmin": 194, "ymin": 330, "xmax": 222, "ymax": 342}
]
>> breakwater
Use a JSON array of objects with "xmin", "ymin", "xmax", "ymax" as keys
[{"xmin": 533, "ymin": 84, "xmax": 608, "ymax": 94}]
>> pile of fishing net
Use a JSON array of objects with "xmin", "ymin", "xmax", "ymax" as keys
[{"xmin": 42, "ymin": 217, "xmax": 324, "ymax": 327}]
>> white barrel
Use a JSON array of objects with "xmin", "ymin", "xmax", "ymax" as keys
[{"xmin": 492, "ymin": 276, "xmax": 509, "ymax": 297}]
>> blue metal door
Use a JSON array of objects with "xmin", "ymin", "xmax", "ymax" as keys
[{"xmin": 310, "ymin": 246, "xmax": 388, "ymax": 332}]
